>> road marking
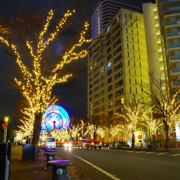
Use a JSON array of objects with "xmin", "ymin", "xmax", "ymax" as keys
[
  {"xmin": 126, "ymin": 151, "xmax": 133, "ymax": 152},
  {"xmin": 73, "ymin": 154, "xmax": 120, "ymax": 180},
  {"xmin": 171, "ymin": 153, "xmax": 180, "ymax": 157},
  {"xmin": 145, "ymin": 152, "xmax": 155, "ymax": 154},
  {"xmin": 156, "ymin": 152, "xmax": 168, "ymax": 155}
]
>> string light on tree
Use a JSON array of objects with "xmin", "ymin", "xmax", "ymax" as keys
[{"xmin": 0, "ymin": 8, "xmax": 91, "ymax": 144}]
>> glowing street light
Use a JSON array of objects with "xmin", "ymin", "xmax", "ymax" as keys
[{"xmin": 3, "ymin": 116, "xmax": 9, "ymax": 143}]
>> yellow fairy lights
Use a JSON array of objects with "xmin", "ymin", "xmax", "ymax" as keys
[
  {"xmin": 50, "ymin": 129, "xmax": 70, "ymax": 141},
  {"xmin": 17, "ymin": 106, "xmax": 35, "ymax": 138},
  {"xmin": 69, "ymin": 124, "xmax": 82, "ymax": 140},
  {"xmin": 0, "ymin": 8, "xmax": 91, "ymax": 135},
  {"xmin": 160, "ymin": 89, "xmax": 180, "ymax": 127},
  {"xmin": 0, "ymin": 7, "xmax": 91, "ymax": 121},
  {"xmin": 96, "ymin": 127, "xmax": 106, "ymax": 139},
  {"xmin": 140, "ymin": 118, "xmax": 163, "ymax": 135},
  {"xmin": 85, "ymin": 124, "xmax": 96, "ymax": 140},
  {"xmin": 119, "ymin": 101, "xmax": 153, "ymax": 133}
]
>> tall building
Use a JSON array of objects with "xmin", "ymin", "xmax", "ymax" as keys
[
  {"xmin": 157, "ymin": 0, "xmax": 180, "ymax": 90},
  {"xmin": 143, "ymin": 2, "xmax": 168, "ymax": 90},
  {"xmin": 88, "ymin": 8, "xmax": 150, "ymax": 119},
  {"xmin": 91, "ymin": 0, "xmax": 142, "ymax": 39}
]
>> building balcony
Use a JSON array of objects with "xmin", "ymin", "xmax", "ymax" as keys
[
  {"xmin": 166, "ymin": 20, "xmax": 180, "ymax": 27},
  {"xmin": 168, "ymin": 42, "xmax": 180, "ymax": 49},
  {"xmin": 172, "ymin": 79, "xmax": 180, "ymax": 87},
  {"xmin": 167, "ymin": 31, "xmax": 180, "ymax": 38},
  {"xmin": 159, "ymin": 0, "xmax": 179, "ymax": 4},
  {"xmin": 161, "ymin": 6, "xmax": 180, "ymax": 13},
  {"xmin": 171, "ymin": 67, "xmax": 180, "ymax": 75},
  {"xmin": 169, "ymin": 55, "xmax": 180, "ymax": 62}
]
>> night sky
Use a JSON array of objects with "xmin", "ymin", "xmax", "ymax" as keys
[{"xmin": 0, "ymin": 0, "xmax": 153, "ymax": 128}]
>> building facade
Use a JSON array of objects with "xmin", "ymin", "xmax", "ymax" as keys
[
  {"xmin": 88, "ymin": 8, "xmax": 150, "ymax": 119},
  {"xmin": 143, "ymin": 2, "xmax": 168, "ymax": 91},
  {"xmin": 157, "ymin": 0, "xmax": 180, "ymax": 90},
  {"xmin": 91, "ymin": 0, "xmax": 141, "ymax": 40}
]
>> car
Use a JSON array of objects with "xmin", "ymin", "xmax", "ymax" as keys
[
  {"xmin": 78, "ymin": 139, "xmax": 102, "ymax": 149},
  {"xmin": 77, "ymin": 139, "xmax": 89, "ymax": 149},
  {"xmin": 64, "ymin": 142, "xmax": 73, "ymax": 148},
  {"xmin": 88, "ymin": 141, "xmax": 102, "ymax": 149}
]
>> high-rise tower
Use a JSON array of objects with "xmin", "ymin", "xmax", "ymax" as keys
[
  {"xmin": 91, "ymin": 0, "xmax": 142, "ymax": 39},
  {"xmin": 88, "ymin": 8, "xmax": 150, "ymax": 118}
]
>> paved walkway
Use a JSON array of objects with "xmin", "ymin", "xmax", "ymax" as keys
[{"xmin": 10, "ymin": 145, "xmax": 78, "ymax": 180}]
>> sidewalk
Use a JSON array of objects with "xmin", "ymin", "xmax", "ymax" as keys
[{"xmin": 10, "ymin": 145, "xmax": 78, "ymax": 180}]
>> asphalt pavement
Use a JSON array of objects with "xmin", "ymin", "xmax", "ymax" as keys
[
  {"xmin": 55, "ymin": 147, "xmax": 180, "ymax": 180},
  {"xmin": 9, "ymin": 145, "xmax": 180, "ymax": 180}
]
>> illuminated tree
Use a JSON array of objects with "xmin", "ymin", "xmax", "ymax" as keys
[
  {"xmin": 69, "ymin": 123, "xmax": 82, "ymax": 140},
  {"xmin": 96, "ymin": 126, "xmax": 106, "ymax": 144},
  {"xmin": 60, "ymin": 130, "xmax": 70, "ymax": 141},
  {"xmin": 119, "ymin": 100, "xmax": 153, "ymax": 149},
  {"xmin": 143, "ymin": 75, "xmax": 180, "ymax": 151},
  {"xmin": 51, "ymin": 129, "xmax": 70, "ymax": 142},
  {"xmin": 50, "ymin": 129, "xmax": 60, "ymax": 141},
  {"xmin": 109, "ymin": 125, "xmax": 120, "ymax": 145},
  {"xmin": 85, "ymin": 124, "xmax": 96, "ymax": 140},
  {"xmin": 17, "ymin": 107, "xmax": 35, "ymax": 138},
  {"xmin": 80, "ymin": 120, "xmax": 87, "ymax": 138},
  {"xmin": 140, "ymin": 118, "xmax": 163, "ymax": 145},
  {"xmin": 40, "ymin": 133, "xmax": 47, "ymax": 142},
  {"xmin": 118, "ymin": 123, "xmax": 132, "ymax": 141},
  {"xmin": 0, "ymin": 8, "xmax": 91, "ymax": 144},
  {"xmin": 16, "ymin": 131, "xmax": 24, "ymax": 142},
  {"xmin": 96, "ymin": 127, "xmax": 106, "ymax": 139}
]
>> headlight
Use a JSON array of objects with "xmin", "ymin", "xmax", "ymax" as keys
[
  {"xmin": 91, "ymin": 142, "xmax": 94, "ymax": 145},
  {"xmin": 100, "ymin": 142, "xmax": 102, "ymax": 145},
  {"xmin": 64, "ymin": 143, "xmax": 68, "ymax": 147},
  {"xmin": 68, "ymin": 143, "xmax": 72, "ymax": 148}
]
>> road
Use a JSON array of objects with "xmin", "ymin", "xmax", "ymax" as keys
[{"xmin": 56, "ymin": 147, "xmax": 180, "ymax": 180}]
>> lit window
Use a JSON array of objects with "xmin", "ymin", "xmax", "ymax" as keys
[
  {"xmin": 107, "ymin": 62, "xmax": 112, "ymax": 68},
  {"xmin": 121, "ymin": 98, "xmax": 124, "ymax": 104},
  {"xmin": 109, "ymin": 102, "xmax": 113, "ymax": 108},
  {"xmin": 106, "ymin": 26, "xmax": 111, "ymax": 33},
  {"xmin": 120, "ymin": 107, "xmax": 124, "ymax": 113},
  {"xmin": 101, "ymin": 67, "xmax": 104, "ymax": 72}
]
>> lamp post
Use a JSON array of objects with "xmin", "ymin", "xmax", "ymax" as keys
[{"xmin": 3, "ymin": 117, "xmax": 9, "ymax": 143}]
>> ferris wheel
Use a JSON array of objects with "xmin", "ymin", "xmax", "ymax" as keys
[{"xmin": 41, "ymin": 105, "xmax": 70, "ymax": 130}]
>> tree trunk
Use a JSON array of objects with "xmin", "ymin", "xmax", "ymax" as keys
[
  {"xmin": 132, "ymin": 130, "xmax": 135, "ymax": 149},
  {"xmin": 32, "ymin": 112, "xmax": 43, "ymax": 145},
  {"xmin": 164, "ymin": 121, "xmax": 170, "ymax": 151},
  {"xmin": 152, "ymin": 134, "xmax": 155, "ymax": 145}
]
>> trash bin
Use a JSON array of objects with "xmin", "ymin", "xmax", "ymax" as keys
[
  {"xmin": 48, "ymin": 160, "xmax": 72, "ymax": 180},
  {"xmin": 0, "ymin": 143, "xmax": 11, "ymax": 180}
]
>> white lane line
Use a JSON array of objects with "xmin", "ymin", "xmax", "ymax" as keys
[
  {"xmin": 156, "ymin": 152, "xmax": 168, "ymax": 155},
  {"xmin": 171, "ymin": 153, "xmax": 180, "ymax": 157},
  {"xmin": 145, "ymin": 152, "xmax": 155, "ymax": 154},
  {"xmin": 73, "ymin": 154, "xmax": 120, "ymax": 180}
]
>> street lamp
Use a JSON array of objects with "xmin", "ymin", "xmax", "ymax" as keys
[{"xmin": 3, "ymin": 116, "xmax": 9, "ymax": 143}]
